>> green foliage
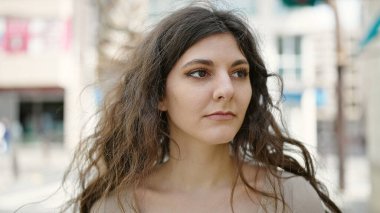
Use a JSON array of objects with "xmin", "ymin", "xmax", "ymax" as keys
[{"xmin": 282, "ymin": 0, "xmax": 322, "ymax": 7}]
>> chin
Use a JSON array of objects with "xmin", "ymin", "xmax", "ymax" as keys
[{"xmin": 201, "ymin": 131, "xmax": 237, "ymax": 145}]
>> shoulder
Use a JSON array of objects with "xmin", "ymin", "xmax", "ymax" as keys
[
  {"xmin": 280, "ymin": 171, "xmax": 325, "ymax": 213},
  {"xmin": 90, "ymin": 190, "xmax": 134, "ymax": 213}
]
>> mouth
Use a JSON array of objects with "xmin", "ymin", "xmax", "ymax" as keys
[{"xmin": 205, "ymin": 111, "xmax": 236, "ymax": 120}]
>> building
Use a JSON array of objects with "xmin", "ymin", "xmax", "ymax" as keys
[
  {"xmin": 357, "ymin": 0, "xmax": 380, "ymax": 211},
  {"xmin": 0, "ymin": 0, "xmax": 97, "ymax": 149}
]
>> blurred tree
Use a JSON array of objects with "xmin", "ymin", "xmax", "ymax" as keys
[{"xmin": 95, "ymin": 0, "xmax": 147, "ymax": 92}]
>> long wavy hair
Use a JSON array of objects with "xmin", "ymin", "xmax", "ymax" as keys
[{"xmin": 62, "ymin": 3, "xmax": 341, "ymax": 213}]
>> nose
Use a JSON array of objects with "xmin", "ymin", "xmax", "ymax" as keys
[{"xmin": 212, "ymin": 73, "xmax": 234, "ymax": 101}]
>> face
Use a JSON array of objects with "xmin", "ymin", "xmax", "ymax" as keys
[{"xmin": 159, "ymin": 33, "xmax": 252, "ymax": 145}]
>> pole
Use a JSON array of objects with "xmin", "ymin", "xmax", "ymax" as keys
[{"xmin": 327, "ymin": 0, "xmax": 346, "ymax": 190}]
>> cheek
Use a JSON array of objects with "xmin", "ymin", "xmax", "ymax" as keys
[
  {"xmin": 238, "ymin": 84, "xmax": 252, "ymax": 106},
  {"xmin": 246, "ymin": 87, "xmax": 253, "ymax": 104},
  {"xmin": 165, "ymin": 91, "xmax": 204, "ymax": 132},
  {"xmin": 167, "ymin": 86, "xmax": 208, "ymax": 113},
  {"xmin": 166, "ymin": 78, "xmax": 209, "ymax": 106}
]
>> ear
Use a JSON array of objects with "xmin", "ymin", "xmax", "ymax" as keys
[{"xmin": 158, "ymin": 99, "xmax": 167, "ymax": 111}]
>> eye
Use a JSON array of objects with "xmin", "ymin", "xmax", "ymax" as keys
[
  {"xmin": 186, "ymin": 69, "xmax": 209, "ymax": 78},
  {"xmin": 231, "ymin": 69, "xmax": 249, "ymax": 78}
]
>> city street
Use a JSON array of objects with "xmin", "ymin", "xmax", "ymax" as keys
[{"xmin": 0, "ymin": 0, "xmax": 378, "ymax": 213}]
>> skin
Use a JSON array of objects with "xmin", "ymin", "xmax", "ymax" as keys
[
  {"xmin": 133, "ymin": 33, "xmax": 264, "ymax": 213},
  {"xmin": 159, "ymin": 33, "xmax": 252, "ymax": 148}
]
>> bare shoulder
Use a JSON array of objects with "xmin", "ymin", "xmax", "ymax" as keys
[
  {"xmin": 90, "ymin": 190, "xmax": 135, "ymax": 213},
  {"xmin": 280, "ymin": 171, "xmax": 325, "ymax": 212}
]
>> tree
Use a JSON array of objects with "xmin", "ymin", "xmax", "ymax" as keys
[{"xmin": 95, "ymin": 0, "xmax": 147, "ymax": 92}]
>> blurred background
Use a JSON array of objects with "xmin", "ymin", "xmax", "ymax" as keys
[{"xmin": 0, "ymin": 0, "xmax": 378, "ymax": 212}]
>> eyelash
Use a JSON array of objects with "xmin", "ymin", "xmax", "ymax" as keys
[
  {"xmin": 186, "ymin": 68, "xmax": 249, "ymax": 79},
  {"xmin": 231, "ymin": 69, "xmax": 249, "ymax": 78}
]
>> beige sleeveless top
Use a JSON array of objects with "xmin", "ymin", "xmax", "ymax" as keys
[
  {"xmin": 91, "ymin": 172, "xmax": 325, "ymax": 213},
  {"xmin": 257, "ymin": 171, "xmax": 325, "ymax": 213}
]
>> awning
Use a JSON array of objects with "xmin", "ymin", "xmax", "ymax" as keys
[{"xmin": 360, "ymin": 15, "xmax": 380, "ymax": 48}]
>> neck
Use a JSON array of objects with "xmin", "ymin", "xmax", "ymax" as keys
[{"xmin": 156, "ymin": 140, "xmax": 236, "ymax": 192}]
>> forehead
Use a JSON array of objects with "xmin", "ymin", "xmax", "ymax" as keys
[{"xmin": 174, "ymin": 33, "xmax": 247, "ymax": 65}]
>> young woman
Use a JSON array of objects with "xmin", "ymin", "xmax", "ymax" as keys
[{"xmin": 63, "ymin": 3, "xmax": 341, "ymax": 213}]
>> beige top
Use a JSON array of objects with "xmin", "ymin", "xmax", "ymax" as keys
[
  {"xmin": 91, "ymin": 172, "xmax": 325, "ymax": 213},
  {"xmin": 258, "ymin": 171, "xmax": 325, "ymax": 213}
]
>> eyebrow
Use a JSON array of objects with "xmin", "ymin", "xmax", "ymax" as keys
[
  {"xmin": 182, "ymin": 59, "xmax": 214, "ymax": 68},
  {"xmin": 231, "ymin": 59, "xmax": 249, "ymax": 67},
  {"xmin": 182, "ymin": 59, "xmax": 248, "ymax": 68}
]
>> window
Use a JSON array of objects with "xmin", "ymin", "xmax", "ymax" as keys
[{"xmin": 277, "ymin": 35, "xmax": 302, "ymax": 82}]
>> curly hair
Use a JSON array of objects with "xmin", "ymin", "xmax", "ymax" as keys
[{"xmin": 62, "ymin": 3, "xmax": 341, "ymax": 213}]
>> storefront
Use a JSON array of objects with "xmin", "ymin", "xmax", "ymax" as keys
[{"xmin": 0, "ymin": 87, "xmax": 64, "ymax": 144}]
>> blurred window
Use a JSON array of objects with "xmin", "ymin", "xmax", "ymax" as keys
[
  {"xmin": 4, "ymin": 18, "xmax": 29, "ymax": 53},
  {"xmin": 277, "ymin": 35, "xmax": 302, "ymax": 82},
  {"xmin": 0, "ymin": 17, "xmax": 71, "ymax": 55}
]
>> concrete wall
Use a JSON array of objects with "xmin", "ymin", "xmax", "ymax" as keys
[
  {"xmin": 0, "ymin": 54, "xmax": 69, "ymax": 88},
  {"xmin": 357, "ymin": 36, "xmax": 380, "ymax": 213},
  {"xmin": 0, "ymin": 0, "xmax": 71, "ymax": 18}
]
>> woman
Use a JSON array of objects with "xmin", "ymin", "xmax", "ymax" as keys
[{"xmin": 63, "ymin": 3, "xmax": 341, "ymax": 213}]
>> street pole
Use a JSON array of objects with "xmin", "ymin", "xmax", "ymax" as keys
[{"xmin": 327, "ymin": 0, "xmax": 346, "ymax": 190}]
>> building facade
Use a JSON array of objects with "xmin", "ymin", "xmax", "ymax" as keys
[
  {"xmin": 357, "ymin": 0, "xmax": 380, "ymax": 211},
  {"xmin": 0, "ymin": 0, "xmax": 97, "ymax": 149}
]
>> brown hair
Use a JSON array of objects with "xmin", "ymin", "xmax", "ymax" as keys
[{"xmin": 62, "ymin": 3, "xmax": 341, "ymax": 213}]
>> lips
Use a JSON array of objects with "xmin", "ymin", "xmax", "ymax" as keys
[{"xmin": 205, "ymin": 111, "xmax": 236, "ymax": 121}]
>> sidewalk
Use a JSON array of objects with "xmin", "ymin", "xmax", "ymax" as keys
[
  {"xmin": 0, "ymin": 144, "xmax": 370, "ymax": 212},
  {"xmin": 318, "ymin": 154, "xmax": 370, "ymax": 213},
  {"xmin": 0, "ymin": 143, "xmax": 72, "ymax": 213}
]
